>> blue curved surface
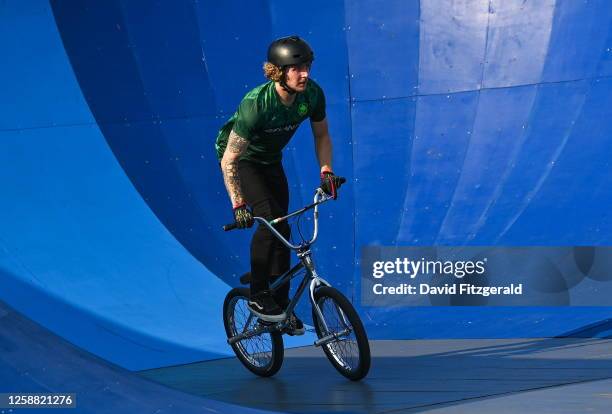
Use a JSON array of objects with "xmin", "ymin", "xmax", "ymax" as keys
[
  {"xmin": 1, "ymin": 0, "xmax": 612, "ymax": 375},
  {"xmin": 0, "ymin": 299, "xmax": 278, "ymax": 414}
]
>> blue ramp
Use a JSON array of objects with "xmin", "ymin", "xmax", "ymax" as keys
[{"xmin": 0, "ymin": 0, "xmax": 611, "ymax": 376}]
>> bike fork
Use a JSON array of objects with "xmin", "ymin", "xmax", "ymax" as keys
[{"xmin": 300, "ymin": 252, "xmax": 333, "ymax": 337}]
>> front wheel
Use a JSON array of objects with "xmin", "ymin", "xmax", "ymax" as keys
[
  {"xmin": 223, "ymin": 287, "xmax": 284, "ymax": 377},
  {"xmin": 312, "ymin": 286, "xmax": 371, "ymax": 381}
]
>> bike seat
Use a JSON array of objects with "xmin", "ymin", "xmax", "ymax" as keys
[{"xmin": 239, "ymin": 272, "xmax": 251, "ymax": 285}]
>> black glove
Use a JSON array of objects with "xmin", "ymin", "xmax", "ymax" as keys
[
  {"xmin": 320, "ymin": 171, "xmax": 343, "ymax": 199},
  {"xmin": 233, "ymin": 203, "xmax": 254, "ymax": 229}
]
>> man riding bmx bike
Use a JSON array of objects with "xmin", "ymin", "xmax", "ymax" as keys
[{"xmin": 215, "ymin": 35, "xmax": 344, "ymax": 335}]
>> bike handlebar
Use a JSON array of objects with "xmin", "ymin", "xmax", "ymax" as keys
[
  {"xmin": 223, "ymin": 180, "xmax": 345, "ymax": 249},
  {"xmin": 222, "ymin": 222, "xmax": 238, "ymax": 231}
]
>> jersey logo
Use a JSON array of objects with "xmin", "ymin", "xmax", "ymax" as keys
[
  {"xmin": 264, "ymin": 123, "xmax": 299, "ymax": 134},
  {"xmin": 298, "ymin": 102, "xmax": 308, "ymax": 116}
]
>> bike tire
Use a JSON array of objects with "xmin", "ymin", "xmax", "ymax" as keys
[
  {"xmin": 312, "ymin": 286, "xmax": 371, "ymax": 381},
  {"xmin": 223, "ymin": 287, "xmax": 284, "ymax": 377}
]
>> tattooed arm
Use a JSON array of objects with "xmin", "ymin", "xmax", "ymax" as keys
[{"xmin": 221, "ymin": 129, "xmax": 249, "ymax": 207}]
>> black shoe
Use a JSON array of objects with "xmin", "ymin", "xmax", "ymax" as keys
[
  {"xmin": 286, "ymin": 313, "xmax": 305, "ymax": 336},
  {"xmin": 275, "ymin": 297, "xmax": 290, "ymax": 311},
  {"xmin": 248, "ymin": 291, "xmax": 286, "ymax": 322}
]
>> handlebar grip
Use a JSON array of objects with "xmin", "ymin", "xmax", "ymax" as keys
[{"xmin": 223, "ymin": 222, "xmax": 238, "ymax": 231}]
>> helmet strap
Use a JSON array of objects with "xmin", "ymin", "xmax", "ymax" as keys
[
  {"xmin": 280, "ymin": 81, "xmax": 298, "ymax": 95},
  {"xmin": 280, "ymin": 67, "xmax": 298, "ymax": 95}
]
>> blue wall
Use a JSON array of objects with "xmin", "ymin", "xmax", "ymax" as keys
[{"xmin": 0, "ymin": 0, "xmax": 611, "ymax": 370}]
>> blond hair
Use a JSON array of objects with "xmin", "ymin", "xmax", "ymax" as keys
[{"xmin": 263, "ymin": 62, "xmax": 283, "ymax": 82}]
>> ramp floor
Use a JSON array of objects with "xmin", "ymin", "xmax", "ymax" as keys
[
  {"xmin": 0, "ymin": 300, "xmax": 272, "ymax": 414},
  {"xmin": 141, "ymin": 338, "xmax": 612, "ymax": 413}
]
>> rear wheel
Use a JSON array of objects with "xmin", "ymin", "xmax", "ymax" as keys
[
  {"xmin": 223, "ymin": 287, "xmax": 284, "ymax": 377},
  {"xmin": 312, "ymin": 286, "xmax": 370, "ymax": 381}
]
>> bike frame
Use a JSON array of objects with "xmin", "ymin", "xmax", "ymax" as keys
[{"xmin": 227, "ymin": 189, "xmax": 341, "ymax": 345}]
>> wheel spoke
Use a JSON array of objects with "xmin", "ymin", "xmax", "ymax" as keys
[
  {"xmin": 228, "ymin": 296, "xmax": 275, "ymax": 368},
  {"xmin": 317, "ymin": 295, "xmax": 360, "ymax": 373}
]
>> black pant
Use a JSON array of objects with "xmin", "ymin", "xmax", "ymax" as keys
[{"xmin": 238, "ymin": 160, "xmax": 291, "ymax": 304}]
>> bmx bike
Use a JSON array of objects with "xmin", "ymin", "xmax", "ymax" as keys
[{"xmin": 222, "ymin": 187, "xmax": 370, "ymax": 381}]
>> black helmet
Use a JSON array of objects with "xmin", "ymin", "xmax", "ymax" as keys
[{"xmin": 267, "ymin": 36, "xmax": 314, "ymax": 67}]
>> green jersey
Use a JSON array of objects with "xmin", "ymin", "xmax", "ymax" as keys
[{"xmin": 215, "ymin": 79, "xmax": 326, "ymax": 164}]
